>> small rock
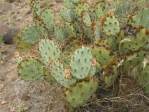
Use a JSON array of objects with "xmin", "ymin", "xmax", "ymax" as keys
[
  {"xmin": 1, "ymin": 100, "xmax": 7, "ymax": 105},
  {"xmin": 3, "ymin": 28, "xmax": 18, "ymax": 44}
]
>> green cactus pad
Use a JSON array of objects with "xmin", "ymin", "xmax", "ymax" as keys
[
  {"xmin": 82, "ymin": 12, "xmax": 92, "ymax": 26},
  {"xmin": 70, "ymin": 47, "xmax": 93, "ymax": 79},
  {"xmin": 123, "ymin": 51, "xmax": 146, "ymax": 78},
  {"xmin": 64, "ymin": 0, "xmax": 76, "ymax": 9},
  {"xmin": 60, "ymin": 8, "xmax": 74, "ymax": 22},
  {"xmin": 21, "ymin": 25, "xmax": 42, "ymax": 45},
  {"xmin": 39, "ymin": 39, "xmax": 61, "ymax": 65},
  {"xmin": 131, "ymin": 8, "xmax": 149, "ymax": 29},
  {"xmin": 18, "ymin": 59, "xmax": 45, "ymax": 80},
  {"xmin": 51, "ymin": 61, "xmax": 76, "ymax": 88},
  {"xmin": 41, "ymin": 9, "xmax": 54, "ymax": 31},
  {"xmin": 83, "ymin": 25, "xmax": 94, "ymax": 39},
  {"xmin": 103, "ymin": 16, "xmax": 120, "ymax": 36},
  {"xmin": 92, "ymin": 47, "xmax": 112, "ymax": 66},
  {"xmin": 106, "ymin": 36, "xmax": 119, "ymax": 51},
  {"xmin": 119, "ymin": 29, "xmax": 148, "ymax": 54},
  {"xmin": 16, "ymin": 25, "xmax": 45, "ymax": 51},
  {"xmin": 66, "ymin": 79, "xmax": 98, "ymax": 107},
  {"xmin": 95, "ymin": 3, "xmax": 106, "ymax": 19},
  {"xmin": 115, "ymin": 0, "xmax": 133, "ymax": 17},
  {"xmin": 54, "ymin": 26, "xmax": 66, "ymax": 42},
  {"xmin": 30, "ymin": 0, "xmax": 41, "ymax": 17},
  {"xmin": 64, "ymin": 22, "xmax": 76, "ymax": 38},
  {"xmin": 75, "ymin": 3, "xmax": 89, "ymax": 17}
]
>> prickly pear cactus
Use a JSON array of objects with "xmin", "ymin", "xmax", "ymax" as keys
[
  {"xmin": 95, "ymin": 3, "xmax": 107, "ymax": 19},
  {"xmin": 123, "ymin": 51, "xmax": 146, "ymax": 77},
  {"xmin": 70, "ymin": 47, "xmax": 93, "ymax": 79},
  {"xmin": 119, "ymin": 29, "xmax": 148, "ymax": 54},
  {"xmin": 18, "ymin": 59, "xmax": 44, "ymax": 80},
  {"xmin": 92, "ymin": 47, "xmax": 112, "ymax": 67},
  {"xmin": 131, "ymin": 8, "xmax": 149, "ymax": 29},
  {"xmin": 82, "ymin": 11, "xmax": 92, "ymax": 27},
  {"xmin": 40, "ymin": 9, "xmax": 54, "ymax": 31},
  {"xmin": 65, "ymin": 79, "xmax": 98, "ymax": 107},
  {"xmin": 51, "ymin": 61, "xmax": 76, "ymax": 88},
  {"xmin": 17, "ymin": 0, "xmax": 149, "ymax": 108},
  {"xmin": 60, "ymin": 8, "xmax": 74, "ymax": 23},
  {"xmin": 30, "ymin": 0, "xmax": 41, "ymax": 17},
  {"xmin": 115, "ymin": 0, "xmax": 135, "ymax": 21},
  {"xmin": 63, "ymin": 22, "xmax": 76, "ymax": 38},
  {"xmin": 54, "ymin": 26, "xmax": 65, "ymax": 41},
  {"xmin": 75, "ymin": 3, "xmax": 89, "ymax": 17},
  {"xmin": 39, "ymin": 39, "xmax": 61, "ymax": 65},
  {"xmin": 63, "ymin": 0, "xmax": 77, "ymax": 9},
  {"xmin": 103, "ymin": 16, "xmax": 120, "ymax": 36},
  {"xmin": 16, "ymin": 25, "xmax": 44, "ymax": 51},
  {"xmin": 21, "ymin": 25, "xmax": 42, "ymax": 45}
]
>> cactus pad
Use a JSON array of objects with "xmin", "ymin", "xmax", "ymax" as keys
[
  {"xmin": 119, "ymin": 29, "xmax": 148, "ymax": 54},
  {"xmin": 92, "ymin": 47, "xmax": 112, "ymax": 66},
  {"xmin": 75, "ymin": 3, "xmax": 89, "ymax": 17},
  {"xmin": 60, "ymin": 8, "xmax": 74, "ymax": 22},
  {"xmin": 30, "ymin": 0, "xmax": 41, "ymax": 17},
  {"xmin": 39, "ymin": 39, "xmax": 61, "ymax": 65},
  {"xmin": 21, "ymin": 25, "xmax": 41, "ymax": 45},
  {"xmin": 66, "ymin": 79, "xmax": 98, "ymax": 107},
  {"xmin": 18, "ymin": 59, "xmax": 44, "ymax": 80},
  {"xmin": 131, "ymin": 8, "xmax": 149, "ymax": 29},
  {"xmin": 70, "ymin": 47, "xmax": 93, "ymax": 79},
  {"xmin": 82, "ymin": 12, "xmax": 92, "ymax": 26},
  {"xmin": 54, "ymin": 26, "xmax": 66, "ymax": 42},
  {"xmin": 41, "ymin": 9, "xmax": 54, "ymax": 31},
  {"xmin": 64, "ymin": 0, "xmax": 76, "ymax": 9},
  {"xmin": 64, "ymin": 22, "xmax": 76, "ymax": 38},
  {"xmin": 51, "ymin": 61, "xmax": 76, "ymax": 88},
  {"xmin": 103, "ymin": 16, "xmax": 120, "ymax": 36},
  {"xmin": 95, "ymin": 3, "xmax": 106, "ymax": 19}
]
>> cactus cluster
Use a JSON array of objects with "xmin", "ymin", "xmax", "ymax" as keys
[{"xmin": 17, "ymin": 0, "xmax": 149, "ymax": 109}]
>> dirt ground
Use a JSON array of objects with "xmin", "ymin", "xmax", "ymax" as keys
[{"xmin": 0, "ymin": 0, "xmax": 67, "ymax": 112}]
